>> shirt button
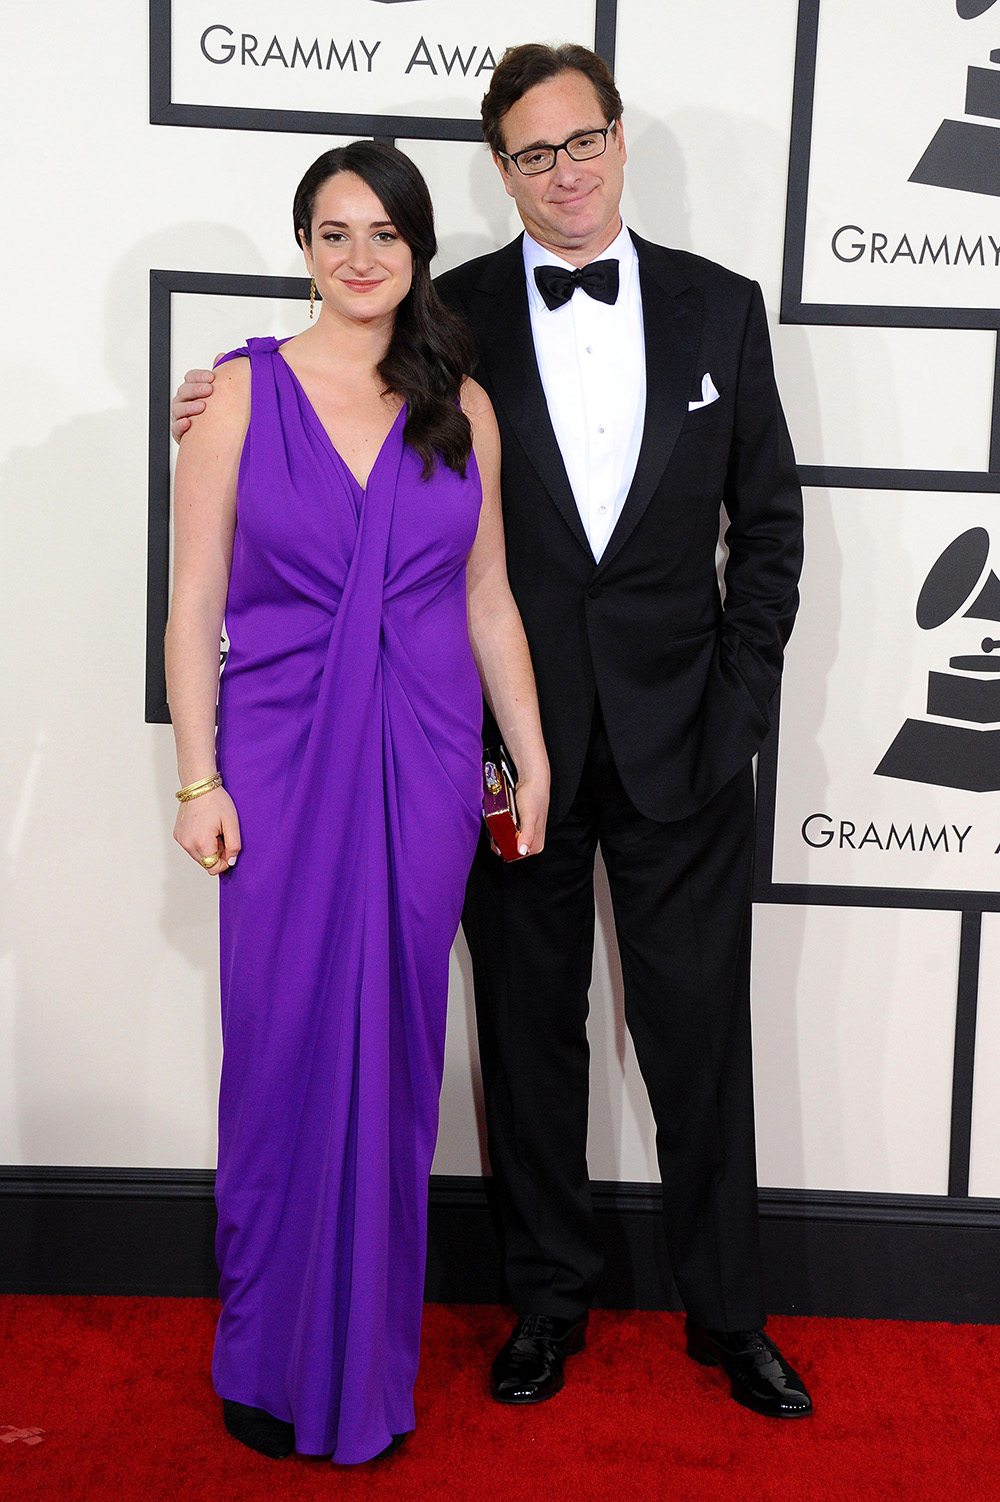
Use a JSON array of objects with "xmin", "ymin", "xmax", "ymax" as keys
[
  {"xmin": 597, "ymin": 426, "xmax": 605, "ymax": 435},
  {"xmin": 585, "ymin": 345, "xmax": 593, "ymax": 354},
  {"xmin": 597, "ymin": 505, "xmax": 608, "ymax": 514}
]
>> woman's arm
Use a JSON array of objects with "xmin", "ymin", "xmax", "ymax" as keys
[
  {"xmin": 164, "ymin": 359, "xmax": 249, "ymax": 874},
  {"xmin": 462, "ymin": 378, "xmax": 549, "ymax": 856}
]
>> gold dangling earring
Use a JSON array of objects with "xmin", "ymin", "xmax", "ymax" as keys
[{"xmin": 309, "ymin": 277, "xmax": 316, "ymax": 319}]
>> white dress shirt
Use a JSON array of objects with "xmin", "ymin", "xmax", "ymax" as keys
[{"xmin": 523, "ymin": 221, "xmax": 646, "ymax": 561}]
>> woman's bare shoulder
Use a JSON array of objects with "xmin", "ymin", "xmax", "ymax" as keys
[
  {"xmin": 460, "ymin": 379, "xmax": 499, "ymax": 460},
  {"xmin": 180, "ymin": 357, "xmax": 250, "ymax": 456},
  {"xmin": 211, "ymin": 356, "xmax": 250, "ymax": 392},
  {"xmin": 192, "ymin": 357, "xmax": 249, "ymax": 426},
  {"xmin": 459, "ymin": 376, "xmax": 494, "ymax": 424},
  {"xmin": 460, "ymin": 378, "xmax": 500, "ymax": 483}
]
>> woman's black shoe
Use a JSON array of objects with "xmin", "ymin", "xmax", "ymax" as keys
[
  {"xmin": 373, "ymin": 1433, "xmax": 407, "ymax": 1461},
  {"xmin": 222, "ymin": 1398, "xmax": 295, "ymax": 1458}
]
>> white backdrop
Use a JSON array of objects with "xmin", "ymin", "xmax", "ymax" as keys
[{"xmin": 1, "ymin": 0, "xmax": 997, "ymax": 1200}]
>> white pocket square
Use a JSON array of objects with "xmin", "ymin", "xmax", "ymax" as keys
[{"xmin": 688, "ymin": 373, "xmax": 720, "ymax": 411}]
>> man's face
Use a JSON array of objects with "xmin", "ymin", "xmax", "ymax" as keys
[{"xmin": 494, "ymin": 70, "xmax": 627, "ymax": 264}]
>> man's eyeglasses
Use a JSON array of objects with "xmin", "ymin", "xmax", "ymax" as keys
[{"xmin": 497, "ymin": 122, "xmax": 617, "ymax": 177}]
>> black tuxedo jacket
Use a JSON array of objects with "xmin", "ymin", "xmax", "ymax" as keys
[{"xmin": 435, "ymin": 232, "xmax": 803, "ymax": 825}]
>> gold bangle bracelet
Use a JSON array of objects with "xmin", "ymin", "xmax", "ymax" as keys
[
  {"xmin": 176, "ymin": 775, "xmax": 223, "ymax": 802},
  {"xmin": 176, "ymin": 774, "xmax": 220, "ymax": 798}
]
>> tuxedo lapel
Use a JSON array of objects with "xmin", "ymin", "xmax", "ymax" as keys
[
  {"xmin": 596, "ymin": 234, "xmax": 703, "ymax": 575},
  {"xmin": 464, "ymin": 238, "xmax": 594, "ymax": 560}
]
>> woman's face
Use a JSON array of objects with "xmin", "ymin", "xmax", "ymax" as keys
[{"xmin": 300, "ymin": 171, "xmax": 414, "ymax": 325}]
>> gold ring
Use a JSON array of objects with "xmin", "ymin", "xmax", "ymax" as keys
[{"xmin": 199, "ymin": 851, "xmax": 223, "ymax": 869}]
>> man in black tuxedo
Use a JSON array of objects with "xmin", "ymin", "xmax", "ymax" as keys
[
  {"xmin": 172, "ymin": 41, "xmax": 808, "ymax": 1418},
  {"xmin": 438, "ymin": 44, "xmax": 809, "ymax": 1418}
]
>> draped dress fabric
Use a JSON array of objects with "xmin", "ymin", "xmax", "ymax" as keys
[{"xmin": 211, "ymin": 337, "xmax": 484, "ymax": 1463}]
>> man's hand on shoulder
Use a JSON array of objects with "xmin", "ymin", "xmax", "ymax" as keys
[{"xmin": 171, "ymin": 366, "xmax": 218, "ymax": 443}]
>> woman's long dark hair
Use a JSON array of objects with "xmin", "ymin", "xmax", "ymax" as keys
[{"xmin": 293, "ymin": 142, "xmax": 475, "ymax": 479}]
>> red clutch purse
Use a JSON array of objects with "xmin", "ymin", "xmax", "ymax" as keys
[{"xmin": 483, "ymin": 744, "xmax": 525, "ymax": 861}]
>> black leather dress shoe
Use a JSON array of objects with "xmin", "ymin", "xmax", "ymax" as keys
[
  {"xmin": 490, "ymin": 1312, "xmax": 588, "ymax": 1404},
  {"xmin": 685, "ymin": 1321, "xmax": 813, "ymax": 1417}
]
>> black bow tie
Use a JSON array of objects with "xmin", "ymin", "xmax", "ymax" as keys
[{"xmin": 534, "ymin": 259, "xmax": 620, "ymax": 311}]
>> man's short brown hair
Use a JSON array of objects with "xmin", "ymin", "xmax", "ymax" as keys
[{"xmin": 481, "ymin": 43, "xmax": 623, "ymax": 160}]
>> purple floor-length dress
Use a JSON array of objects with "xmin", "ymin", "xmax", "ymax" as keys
[{"xmin": 211, "ymin": 337, "xmax": 484, "ymax": 1463}]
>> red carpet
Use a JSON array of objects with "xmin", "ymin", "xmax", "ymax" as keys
[{"xmin": 0, "ymin": 1297, "xmax": 997, "ymax": 1500}]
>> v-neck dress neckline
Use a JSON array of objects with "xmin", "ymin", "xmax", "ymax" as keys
[{"xmin": 276, "ymin": 338, "xmax": 406, "ymax": 494}]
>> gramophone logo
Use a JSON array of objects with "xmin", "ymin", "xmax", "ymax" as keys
[
  {"xmin": 875, "ymin": 527, "xmax": 1000, "ymax": 792},
  {"xmin": 911, "ymin": 0, "xmax": 1000, "ymax": 197}
]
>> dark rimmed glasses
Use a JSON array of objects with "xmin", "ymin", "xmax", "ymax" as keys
[{"xmin": 497, "ymin": 122, "xmax": 617, "ymax": 177}]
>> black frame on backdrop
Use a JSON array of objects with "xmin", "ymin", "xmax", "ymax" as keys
[
  {"xmin": 149, "ymin": 0, "xmax": 619, "ymax": 141},
  {"xmin": 783, "ymin": 0, "xmax": 1000, "ymax": 334},
  {"xmin": 145, "ymin": 270, "xmax": 310, "ymax": 726},
  {"xmin": 755, "ymin": 0, "xmax": 1000, "ymax": 1202},
  {"xmin": 753, "ymin": 702, "xmax": 991, "ymax": 1197}
]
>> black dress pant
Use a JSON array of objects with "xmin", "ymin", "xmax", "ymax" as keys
[{"xmin": 462, "ymin": 705, "xmax": 766, "ymax": 1332}]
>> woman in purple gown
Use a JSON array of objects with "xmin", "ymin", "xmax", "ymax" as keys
[{"xmin": 164, "ymin": 143, "xmax": 548, "ymax": 1466}]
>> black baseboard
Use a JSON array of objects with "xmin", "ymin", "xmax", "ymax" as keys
[
  {"xmin": 2, "ymin": 1169, "xmax": 998, "ymax": 1322},
  {"xmin": 0, "ymin": 1168, "xmax": 217, "ymax": 1299},
  {"xmin": 428, "ymin": 1178, "xmax": 1000, "ymax": 1323}
]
